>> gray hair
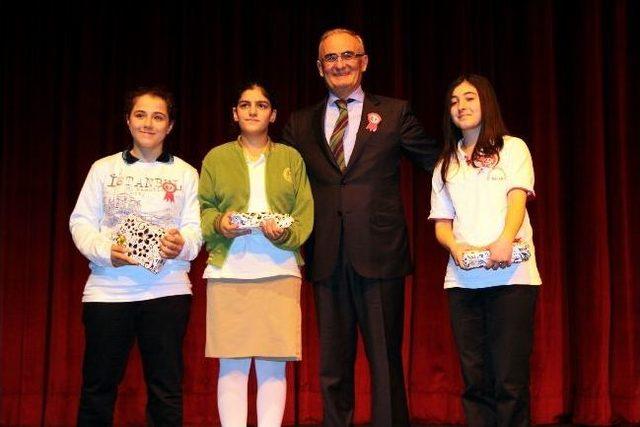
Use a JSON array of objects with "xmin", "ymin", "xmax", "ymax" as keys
[{"xmin": 318, "ymin": 28, "xmax": 366, "ymax": 58}]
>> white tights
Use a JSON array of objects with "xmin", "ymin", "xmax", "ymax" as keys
[{"xmin": 217, "ymin": 358, "xmax": 287, "ymax": 427}]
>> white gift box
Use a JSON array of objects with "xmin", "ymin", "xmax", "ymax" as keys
[
  {"xmin": 229, "ymin": 212, "xmax": 294, "ymax": 230},
  {"xmin": 461, "ymin": 242, "xmax": 531, "ymax": 270}
]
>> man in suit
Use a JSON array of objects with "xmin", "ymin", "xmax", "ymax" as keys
[{"xmin": 283, "ymin": 28, "xmax": 439, "ymax": 427}]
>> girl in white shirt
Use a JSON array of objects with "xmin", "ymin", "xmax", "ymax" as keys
[
  {"xmin": 70, "ymin": 87, "xmax": 201, "ymax": 426},
  {"xmin": 429, "ymin": 74, "xmax": 541, "ymax": 427}
]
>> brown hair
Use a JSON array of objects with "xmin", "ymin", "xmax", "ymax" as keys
[
  {"xmin": 124, "ymin": 86, "xmax": 175, "ymax": 121},
  {"xmin": 235, "ymin": 81, "xmax": 278, "ymax": 110},
  {"xmin": 440, "ymin": 74, "xmax": 507, "ymax": 183}
]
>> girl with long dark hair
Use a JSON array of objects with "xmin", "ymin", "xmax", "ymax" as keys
[{"xmin": 429, "ymin": 74, "xmax": 541, "ymax": 427}]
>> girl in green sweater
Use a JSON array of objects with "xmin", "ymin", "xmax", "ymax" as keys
[{"xmin": 198, "ymin": 82, "xmax": 313, "ymax": 426}]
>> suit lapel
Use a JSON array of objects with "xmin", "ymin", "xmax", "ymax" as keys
[{"xmin": 345, "ymin": 93, "xmax": 380, "ymax": 173}]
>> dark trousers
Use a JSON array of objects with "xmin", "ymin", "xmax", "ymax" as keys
[
  {"xmin": 447, "ymin": 285, "xmax": 538, "ymax": 427},
  {"xmin": 314, "ymin": 255, "xmax": 409, "ymax": 427},
  {"xmin": 77, "ymin": 294, "xmax": 191, "ymax": 427}
]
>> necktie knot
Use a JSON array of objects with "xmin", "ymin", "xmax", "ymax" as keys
[{"xmin": 335, "ymin": 99, "xmax": 348, "ymax": 111}]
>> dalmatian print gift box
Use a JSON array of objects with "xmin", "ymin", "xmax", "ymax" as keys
[
  {"xmin": 229, "ymin": 212, "xmax": 294, "ymax": 229},
  {"xmin": 112, "ymin": 214, "xmax": 167, "ymax": 273}
]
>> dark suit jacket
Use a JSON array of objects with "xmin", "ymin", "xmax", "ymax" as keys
[{"xmin": 283, "ymin": 93, "xmax": 439, "ymax": 281}]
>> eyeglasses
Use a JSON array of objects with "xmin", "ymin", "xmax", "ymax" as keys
[{"xmin": 319, "ymin": 51, "xmax": 366, "ymax": 63}]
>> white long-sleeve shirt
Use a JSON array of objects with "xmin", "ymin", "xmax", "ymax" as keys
[{"xmin": 69, "ymin": 151, "xmax": 202, "ymax": 302}]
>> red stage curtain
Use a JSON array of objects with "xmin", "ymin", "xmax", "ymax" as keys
[{"xmin": 1, "ymin": 1, "xmax": 638, "ymax": 425}]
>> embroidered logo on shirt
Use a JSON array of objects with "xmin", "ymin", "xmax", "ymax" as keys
[
  {"xmin": 488, "ymin": 167, "xmax": 506, "ymax": 181},
  {"xmin": 283, "ymin": 167, "xmax": 292, "ymax": 183}
]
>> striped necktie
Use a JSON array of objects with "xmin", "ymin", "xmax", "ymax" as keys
[{"xmin": 329, "ymin": 99, "xmax": 349, "ymax": 172}]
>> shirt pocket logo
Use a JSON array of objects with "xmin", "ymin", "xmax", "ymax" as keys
[{"xmin": 488, "ymin": 167, "xmax": 506, "ymax": 181}]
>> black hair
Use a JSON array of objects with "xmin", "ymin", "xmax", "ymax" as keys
[{"xmin": 234, "ymin": 81, "xmax": 278, "ymax": 110}]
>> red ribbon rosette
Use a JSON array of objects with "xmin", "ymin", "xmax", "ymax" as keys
[
  {"xmin": 162, "ymin": 181, "xmax": 176, "ymax": 202},
  {"xmin": 466, "ymin": 154, "xmax": 498, "ymax": 169},
  {"xmin": 366, "ymin": 112, "xmax": 382, "ymax": 132}
]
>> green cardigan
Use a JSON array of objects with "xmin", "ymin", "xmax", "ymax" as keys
[{"xmin": 198, "ymin": 139, "xmax": 314, "ymax": 268}]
